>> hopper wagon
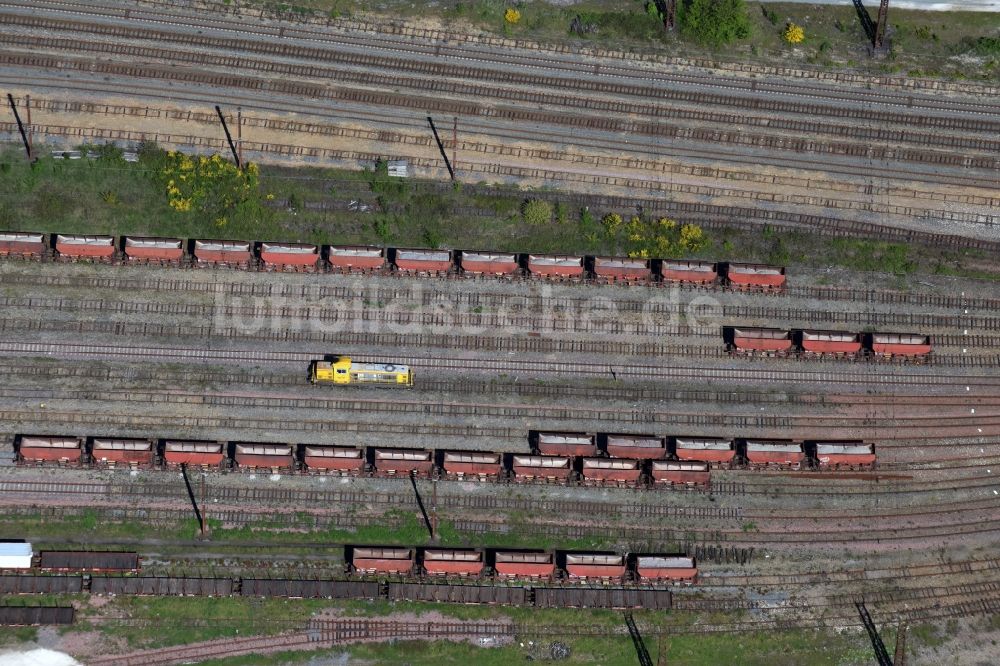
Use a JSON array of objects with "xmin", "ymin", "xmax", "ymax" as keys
[
  {"xmin": 868, "ymin": 333, "xmax": 932, "ymax": 357},
  {"xmin": 592, "ymin": 256, "xmax": 650, "ymax": 282},
  {"xmin": 604, "ymin": 434, "xmax": 665, "ymax": 459},
  {"xmin": 123, "ymin": 237, "xmax": 184, "ymax": 263},
  {"xmin": 259, "ymin": 242, "xmax": 319, "ymax": 270},
  {"xmin": 511, "ymin": 455, "xmax": 572, "ymax": 482},
  {"xmin": 725, "ymin": 262, "xmax": 786, "ymax": 289},
  {"xmin": 55, "ymin": 234, "xmax": 115, "ymax": 260},
  {"xmin": 90, "ymin": 438, "xmax": 154, "ymax": 467},
  {"xmin": 492, "ymin": 551, "xmax": 555, "ymax": 579},
  {"xmin": 233, "ymin": 443, "xmax": 294, "ymax": 471},
  {"xmin": 535, "ymin": 431, "xmax": 597, "ymax": 457},
  {"xmin": 16, "ymin": 435, "xmax": 83, "ymax": 464},
  {"xmin": 673, "ymin": 437, "xmax": 735, "ymax": 466},
  {"xmin": 393, "ymin": 248, "xmax": 452, "ymax": 274},
  {"xmin": 526, "ymin": 254, "xmax": 584, "ymax": 279},
  {"xmin": 727, "ymin": 327, "xmax": 793, "ymax": 353},
  {"xmin": 650, "ymin": 461, "xmax": 711, "ymax": 487},
  {"xmin": 0, "ymin": 232, "xmax": 46, "ymax": 256},
  {"xmin": 440, "ymin": 451, "xmax": 502, "ymax": 480},
  {"xmin": 563, "ymin": 553, "xmax": 626, "ymax": 581},
  {"xmin": 580, "ymin": 458, "xmax": 642, "ymax": 485},
  {"xmin": 798, "ymin": 330, "xmax": 863, "ymax": 355},
  {"xmin": 813, "ymin": 441, "xmax": 876, "ymax": 469},
  {"xmin": 660, "ymin": 260, "xmax": 717, "ymax": 284},
  {"xmin": 634, "ymin": 555, "xmax": 697, "ymax": 583},
  {"xmin": 302, "ymin": 446, "xmax": 365, "ymax": 474},
  {"xmin": 421, "ymin": 549, "xmax": 484, "ymax": 577},
  {"xmin": 350, "ymin": 547, "xmax": 414, "ymax": 575},
  {"xmin": 372, "ymin": 448, "xmax": 433, "ymax": 477},
  {"xmin": 327, "ymin": 245, "xmax": 384, "ymax": 272},
  {"xmin": 163, "ymin": 440, "xmax": 225, "ymax": 468},
  {"xmin": 193, "ymin": 239, "xmax": 253, "ymax": 266},
  {"xmin": 744, "ymin": 439, "xmax": 805, "ymax": 468},
  {"xmin": 459, "ymin": 251, "xmax": 519, "ymax": 276},
  {"xmin": 39, "ymin": 550, "xmax": 140, "ymax": 573}
]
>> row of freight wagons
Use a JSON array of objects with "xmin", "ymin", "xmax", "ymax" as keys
[
  {"xmin": 726, "ymin": 327, "xmax": 932, "ymax": 357},
  {"xmin": 15, "ymin": 435, "xmax": 875, "ymax": 476},
  {"xmin": 0, "ymin": 547, "xmax": 140, "ymax": 572},
  {"xmin": 348, "ymin": 547, "xmax": 696, "ymax": 583},
  {"xmin": 0, "ymin": 232, "xmax": 784, "ymax": 287}
]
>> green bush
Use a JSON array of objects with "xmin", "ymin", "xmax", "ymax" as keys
[
  {"xmin": 521, "ymin": 198, "xmax": 553, "ymax": 225},
  {"xmin": 679, "ymin": 0, "xmax": 751, "ymax": 46}
]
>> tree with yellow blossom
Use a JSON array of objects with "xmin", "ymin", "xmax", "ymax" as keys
[
  {"xmin": 504, "ymin": 8, "xmax": 520, "ymax": 24},
  {"xmin": 783, "ymin": 22, "xmax": 804, "ymax": 44}
]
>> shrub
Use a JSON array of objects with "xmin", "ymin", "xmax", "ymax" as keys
[
  {"xmin": 679, "ymin": 0, "xmax": 751, "ymax": 47},
  {"xmin": 783, "ymin": 22, "xmax": 804, "ymax": 44},
  {"xmin": 504, "ymin": 8, "xmax": 520, "ymax": 24},
  {"xmin": 521, "ymin": 198, "xmax": 552, "ymax": 226}
]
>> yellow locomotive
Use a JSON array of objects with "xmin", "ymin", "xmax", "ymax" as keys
[{"xmin": 309, "ymin": 357, "xmax": 414, "ymax": 387}]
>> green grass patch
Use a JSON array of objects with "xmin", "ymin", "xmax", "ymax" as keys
[
  {"xmin": 827, "ymin": 238, "xmax": 915, "ymax": 274},
  {"xmin": 0, "ymin": 625, "xmax": 38, "ymax": 646}
]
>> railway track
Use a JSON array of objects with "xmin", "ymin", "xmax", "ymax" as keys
[
  {"xmin": 3, "ymin": 340, "xmax": 998, "ymax": 385},
  {"xmin": 6, "ymin": 9, "xmax": 999, "ymax": 133},
  {"xmin": 2, "ymin": 292, "xmax": 998, "ymax": 342},
  {"xmin": 18, "ymin": 96, "xmax": 1000, "ymax": 199},
  {"xmin": 5, "ymin": 385, "xmax": 1000, "ymax": 436},
  {"xmin": 7, "ymin": 263, "xmax": 1000, "ymax": 313}
]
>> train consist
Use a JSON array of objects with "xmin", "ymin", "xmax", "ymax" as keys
[
  {"xmin": 725, "ymin": 327, "xmax": 932, "ymax": 358},
  {"xmin": 0, "ymin": 231, "xmax": 785, "ymax": 288},
  {"xmin": 347, "ymin": 546, "xmax": 697, "ymax": 584},
  {"xmin": 14, "ymin": 433, "xmax": 876, "ymax": 484}
]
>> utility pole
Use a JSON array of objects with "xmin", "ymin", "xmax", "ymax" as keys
[
  {"xmin": 6, "ymin": 93, "xmax": 31, "ymax": 160},
  {"xmin": 874, "ymin": 0, "xmax": 889, "ymax": 50},
  {"xmin": 200, "ymin": 473, "xmax": 207, "ymax": 536},
  {"xmin": 452, "ymin": 117, "xmax": 457, "ymax": 178},
  {"xmin": 25, "ymin": 94, "xmax": 32, "ymax": 156},
  {"xmin": 237, "ymin": 107, "xmax": 243, "ymax": 167},
  {"xmin": 856, "ymin": 602, "xmax": 893, "ymax": 666},
  {"xmin": 893, "ymin": 623, "xmax": 908, "ymax": 666},
  {"xmin": 215, "ymin": 105, "xmax": 242, "ymax": 170}
]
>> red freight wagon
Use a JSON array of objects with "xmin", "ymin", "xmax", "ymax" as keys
[
  {"xmin": 123, "ymin": 237, "xmax": 184, "ymax": 262},
  {"xmin": 327, "ymin": 245, "xmax": 384, "ymax": 271},
  {"xmin": 870, "ymin": 333, "xmax": 932, "ymax": 356},
  {"xmin": 494, "ymin": 551, "xmax": 555, "ymax": 579},
  {"xmin": 800, "ymin": 330, "xmax": 862, "ymax": 354},
  {"xmin": 17, "ymin": 435, "xmax": 82, "ymax": 464},
  {"xmin": 193, "ymin": 239, "xmax": 253, "ymax": 265},
  {"xmin": 351, "ymin": 547, "xmax": 413, "ymax": 575},
  {"xmin": 580, "ymin": 458, "xmax": 642, "ymax": 485},
  {"xmin": 593, "ymin": 256, "xmax": 650, "ymax": 282},
  {"xmin": 260, "ymin": 242, "xmax": 319, "ymax": 269},
  {"xmin": 673, "ymin": 438, "xmax": 735, "ymax": 465},
  {"xmin": 0, "ymin": 232, "xmax": 46, "ymax": 256},
  {"xmin": 233, "ymin": 443, "xmax": 294, "ymax": 470},
  {"xmin": 744, "ymin": 440, "xmax": 805, "ymax": 468},
  {"xmin": 422, "ymin": 549, "xmax": 484, "ymax": 576},
  {"xmin": 635, "ymin": 556, "xmax": 697, "ymax": 583},
  {"xmin": 660, "ymin": 260, "xmax": 717, "ymax": 284},
  {"xmin": 393, "ymin": 249, "xmax": 452, "ymax": 274},
  {"xmin": 459, "ymin": 251, "xmax": 519, "ymax": 275},
  {"xmin": 814, "ymin": 441, "xmax": 876, "ymax": 468},
  {"xmin": 536, "ymin": 432, "xmax": 596, "ymax": 457},
  {"xmin": 55, "ymin": 234, "xmax": 114, "ymax": 259},
  {"xmin": 441, "ymin": 451, "xmax": 502, "ymax": 479},
  {"xmin": 511, "ymin": 455, "xmax": 572, "ymax": 482},
  {"xmin": 526, "ymin": 254, "xmax": 584, "ymax": 279},
  {"xmin": 163, "ymin": 440, "xmax": 225, "ymax": 467},
  {"xmin": 303, "ymin": 446, "xmax": 365, "ymax": 473},
  {"xmin": 726, "ymin": 263, "xmax": 786, "ymax": 289},
  {"xmin": 91, "ymin": 438, "xmax": 154, "ymax": 466},
  {"xmin": 730, "ymin": 327, "xmax": 793, "ymax": 353},
  {"xmin": 373, "ymin": 449, "xmax": 434, "ymax": 477},
  {"xmin": 650, "ymin": 461, "xmax": 711, "ymax": 487},
  {"xmin": 605, "ymin": 434, "xmax": 665, "ymax": 460},
  {"xmin": 564, "ymin": 553, "xmax": 626, "ymax": 580}
]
